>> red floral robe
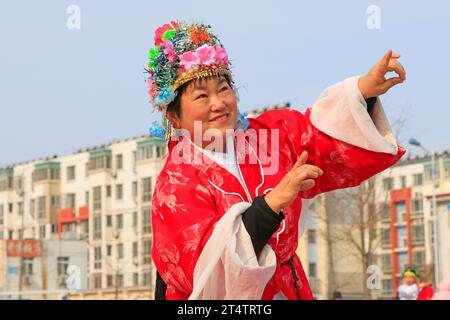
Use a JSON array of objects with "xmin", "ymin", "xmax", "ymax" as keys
[{"xmin": 151, "ymin": 76, "xmax": 406, "ymax": 300}]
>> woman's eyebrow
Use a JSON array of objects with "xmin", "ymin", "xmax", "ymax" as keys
[{"xmin": 193, "ymin": 85, "xmax": 207, "ymax": 91}]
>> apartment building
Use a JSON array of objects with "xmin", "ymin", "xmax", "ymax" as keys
[{"xmin": 0, "ymin": 133, "xmax": 166, "ymax": 296}]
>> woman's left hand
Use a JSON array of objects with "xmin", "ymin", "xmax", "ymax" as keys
[{"xmin": 358, "ymin": 49, "xmax": 406, "ymax": 99}]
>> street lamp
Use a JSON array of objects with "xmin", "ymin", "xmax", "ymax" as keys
[{"xmin": 408, "ymin": 138, "xmax": 440, "ymax": 286}]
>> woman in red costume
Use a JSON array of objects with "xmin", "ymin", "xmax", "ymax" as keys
[{"xmin": 145, "ymin": 21, "xmax": 407, "ymax": 300}]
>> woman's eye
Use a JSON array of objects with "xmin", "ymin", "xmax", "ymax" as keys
[
  {"xmin": 195, "ymin": 94, "xmax": 208, "ymax": 100},
  {"xmin": 219, "ymin": 86, "xmax": 229, "ymax": 92}
]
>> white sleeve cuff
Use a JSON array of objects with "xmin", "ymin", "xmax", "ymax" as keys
[
  {"xmin": 310, "ymin": 75, "xmax": 399, "ymax": 155},
  {"xmin": 189, "ymin": 202, "xmax": 276, "ymax": 300}
]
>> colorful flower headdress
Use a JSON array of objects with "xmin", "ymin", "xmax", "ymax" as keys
[{"xmin": 145, "ymin": 21, "xmax": 233, "ymax": 139}]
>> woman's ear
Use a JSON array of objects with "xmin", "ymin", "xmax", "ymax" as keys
[{"xmin": 166, "ymin": 112, "xmax": 179, "ymax": 129}]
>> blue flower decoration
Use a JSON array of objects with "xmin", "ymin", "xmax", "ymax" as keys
[
  {"xmin": 149, "ymin": 121, "xmax": 166, "ymax": 139},
  {"xmin": 235, "ymin": 111, "xmax": 250, "ymax": 130}
]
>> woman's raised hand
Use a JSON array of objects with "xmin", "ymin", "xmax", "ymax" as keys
[
  {"xmin": 358, "ymin": 49, "xmax": 406, "ymax": 99},
  {"xmin": 264, "ymin": 151, "xmax": 323, "ymax": 214}
]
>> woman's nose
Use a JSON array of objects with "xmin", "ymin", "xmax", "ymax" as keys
[{"xmin": 209, "ymin": 95, "xmax": 226, "ymax": 112}]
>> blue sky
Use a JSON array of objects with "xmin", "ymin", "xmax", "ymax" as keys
[{"xmin": 1, "ymin": 0, "xmax": 449, "ymax": 166}]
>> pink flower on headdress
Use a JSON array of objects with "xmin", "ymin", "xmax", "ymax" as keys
[
  {"xmin": 196, "ymin": 44, "xmax": 216, "ymax": 66},
  {"xmin": 162, "ymin": 39, "xmax": 176, "ymax": 62},
  {"xmin": 154, "ymin": 21, "xmax": 178, "ymax": 46},
  {"xmin": 146, "ymin": 78, "xmax": 157, "ymax": 101},
  {"xmin": 179, "ymin": 51, "xmax": 199, "ymax": 70},
  {"xmin": 214, "ymin": 46, "xmax": 229, "ymax": 65}
]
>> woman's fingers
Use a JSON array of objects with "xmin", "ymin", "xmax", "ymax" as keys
[
  {"xmin": 294, "ymin": 151, "xmax": 308, "ymax": 168},
  {"xmin": 299, "ymin": 179, "xmax": 315, "ymax": 191},
  {"xmin": 380, "ymin": 77, "xmax": 404, "ymax": 92},
  {"xmin": 297, "ymin": 164, "xmax": 323, "ymax": 176},
  {"xmin": 381, "ymin": 49, "xmax": 393, "ymax": 68},
  {"xmin": 388, "ymin": 60, "xmax": 406, "ymax": 80}
]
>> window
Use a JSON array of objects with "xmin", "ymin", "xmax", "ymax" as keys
[
  {"xmin": 32, "ymin": 166, "xmax": 60, "ymax": 182},
  {"xmin": 413, "ymin": 173, "xmax": 423, "ymax": 186},
  {"xmin": 400, "ymin": 176, "xmax": 406, "ymax": 188},
  {"xmin": 142, "ymin": 178, "xmax": 152, "ymax": 203},
  {"xmin": 50, "ymin": 196, "xmax": 60, "ymax": 222},
  {"xmin": 133, "ymin": 242, "xmax": 138, "ymax": 258},
  {"xmin": 65, "ymin": 193, "xmax": 76, "ymax": 210},
  {"xmin": 30, "ymin": 200, "xmax": 35, "ymax": 217},
  {"xmin": 85, "ymin": 191, "xmax": 90, "ymax": 206},
  {"xmin": 412, "ymin": 250, "xmax": 425, "ymax": 266},
  {"xmin": 94, "ymin": 247, "xmax": 102, "ymax": 269},
  {"xmin": 307, "ymin": 229, "xmax": 316, "ymax": 243},
  {"xmin": 38, "ymin": 197, "xmax": 46, "ymax": 219},
  {"xmin": 116, "ymin": 154, "xmax": 123, "ymax": 170},
  {"xmin": 156, "ymin": 146, "xmax": 162, "ymax": 158},
  {"xmin": 57, "ymin": 257, "xmax": 69, "ymax": 276},
  {"xmin": 116, "ymin": 274, "xmax": 124, "ymax": 288},
  {"xmin": 132, "ymin": 181, "xmax": 138, "ymax": 198},
  {"xmin": 380, "ymin": 203, "xmax": 390, "ymax": 221},
  {"xmin": 106, "ymin": 215, "xmax": 112, "ymax": 227},
  {"xmin": 117, "ymin": 243, "xmax": 124, "ymax": 259},
  {"xmin": 382, "ymin": 177, "xmax": 393, "ymax": 190},
  {"xmin": 143, "ymin": 271, "xmax": 152, "ymax": 286},
  {"xmin": 107, "ymin": 275, "xmax": 113, "ymax": 287},
  {"xmin": 39, "ymin": 225, "xmax": 46, "ymax": 239},
  {"xmin": 116, "ymin": 214, "xmax": 123, "ymax": 230},
  {"xmin": 133, "ymin": 211, "xmax": 138, "ymax": 228},
  {"xmin": 0, "ymin": 204, "xmax": 4, "ymax": 225},
  {"xmin": 8, "ymin": 203, "xmax": 13, "ymax": 213},
  {"xmin": 93, "ymin": 215, "xmax": 102, "ymax": 240},
  {"xmin": 107, "ymin": 245, "xmax": 112, "ymax": 256},
  {"xmin": 88, "ymin": 155, "xmax": 111, "ymax": 172},
  {"xmin": 398, "ymin": 252, "xmax": 408, "ymax": 272},
  {"xmin": 142, "ymin": 239, "xmax": 152, "ymax": 265},
  {"xmin": 133, "ymin": 273, "xmax": 139, "ymax": 287},
  {"xmin": 17, "ymin": 202, "xmax": 24, "ymax": 215},
  {"xmin": 67, "ymin": 166, "xmax": 76, "ymax": 181},
  {"xmin": 92, "ymin": 274, "xmax": 102, "ymax": 289},
  {"xmin": 382, "ymin": 279, "xmax": 392, "ymax": 295},
  {"xmin": 411, "ymin": 198, "xmax": 423, "ymax": 214},
  {"xmin": 381, "ymin": 228, "xmax": 391, "ymax": 247},
  {"xmin": 137, "ymin": 145, "xmax": 153, "ymax": 161},
  {"xmin": 93, "ymin": 186, "xmax": 101, "ymax": 211},
  {"xmin": 0, "ymin": 174, "xmax": 13, "ymax": 191},
  {"xmin": 142, "ymin": 207, "xmax": 151, "ymax": 234},
  {"xmin": 116, "ymin": 184, "xmax": 123, "ymax": 200},
  {"xmin": 106, "ymin": 185, "xmax": 111, "ymax": 198},
  {"xmin": 308, "ymin": 263, "xmax": 317, "ymax": 278},
  {"xmin": 23, "ymin": 258, "xmax": 34, "ymax": 275},
  {"xmin": 411, "ymin": 224, "xmax": 425, "ymax": 243},
  {"xmin": 81, "ymin": 221, "xmax": 89, "ymax": 239},
  {"xmin": 381, "ymin": 254, "xmax": 392, "ymax": 271},
  {"xmin": 424, "ymin": 164, "xmax": 440, "ymax": 181}
]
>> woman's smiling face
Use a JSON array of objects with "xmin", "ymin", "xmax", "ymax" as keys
[{"xmin": 170, "ymin": 75, "xmax": 238, "ymax": 149}]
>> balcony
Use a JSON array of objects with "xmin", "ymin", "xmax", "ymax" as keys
[
  {"xmin": 87, "ymin": 149, "xmax": 112, "ymax": 174},
  {"xmin": 32, "ymin": 162, "xmax": 61, "ymax": 184},
  {"xmin": 0, "ymin": 168, "xmax": 13, "ymax": 192}
]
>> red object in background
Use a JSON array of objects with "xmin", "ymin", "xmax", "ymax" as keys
[
  {"xmin": 57, "ymin": 205, "xmax": 89, "ymax": 239},
  {"xmin": 6, "ymin": 240, "xmax": 43, "ymax": 257},
  {"xmin": 418, "ymin": 285, "xmax": 434, "ymax": 300}
]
